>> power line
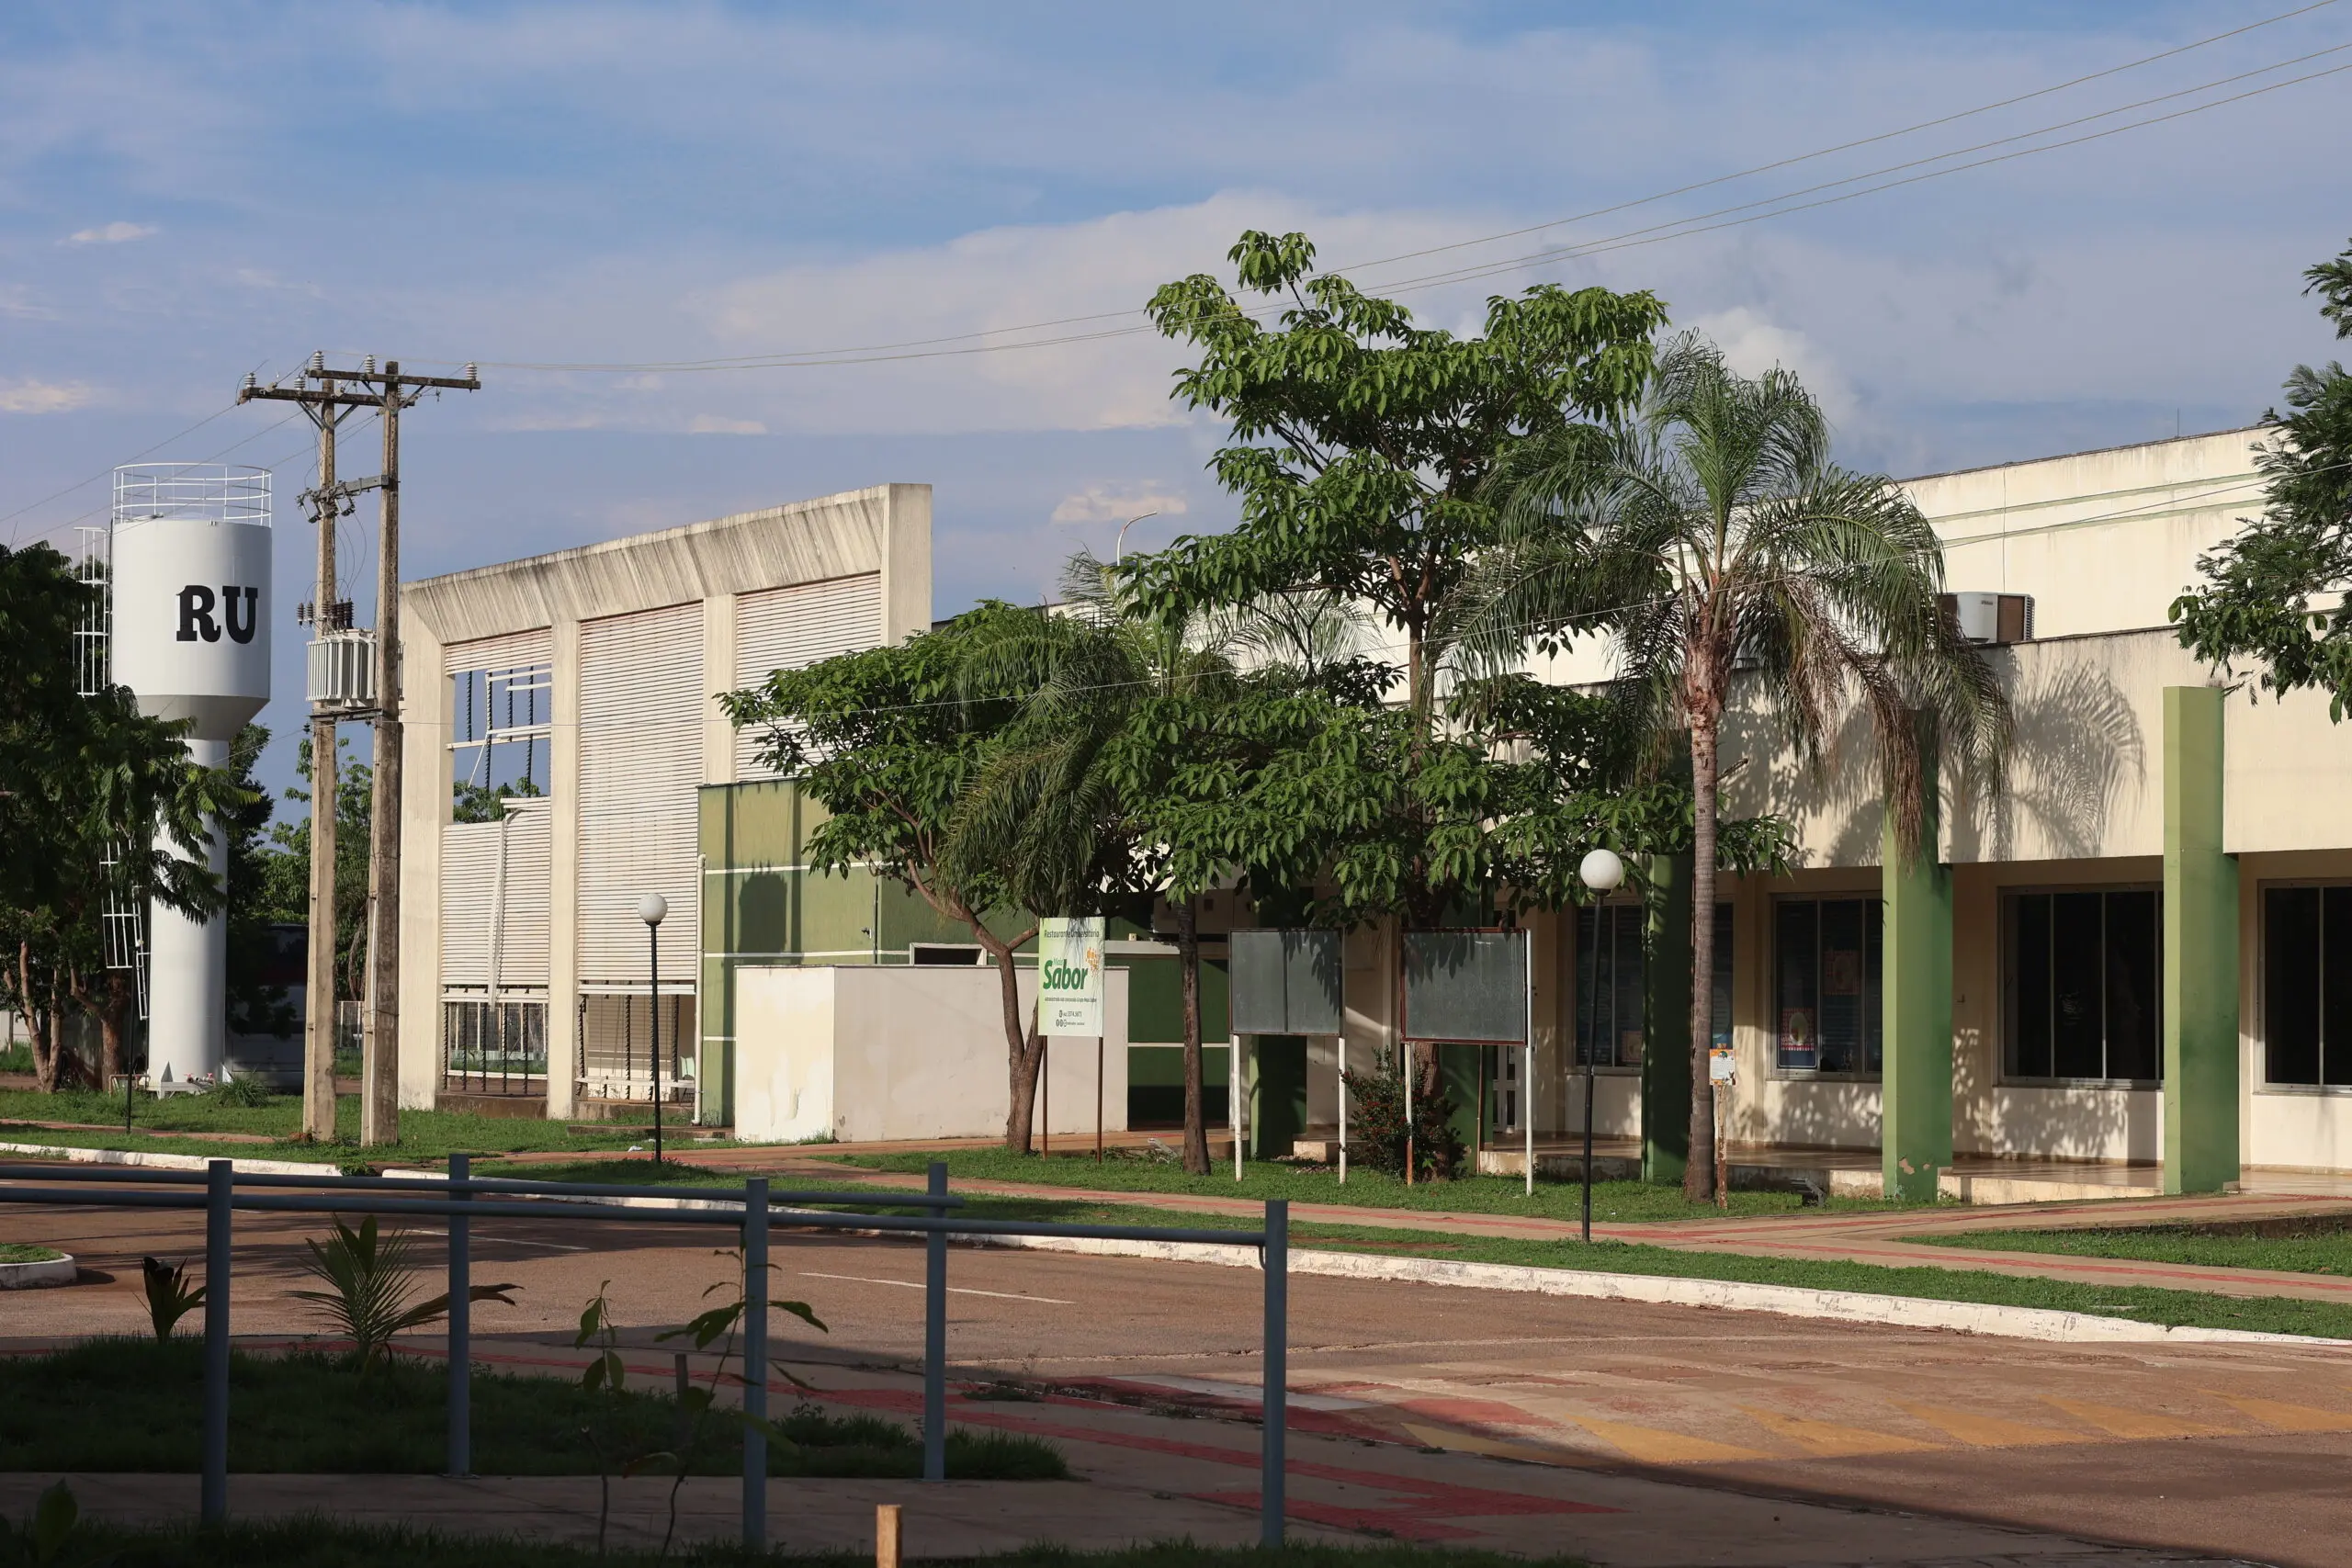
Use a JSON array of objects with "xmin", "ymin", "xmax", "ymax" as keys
[
  {"xmin": 1366, "ymin": 55, "xmax": 2352, "ymax": 300},
  {"xmin": 400, "ymin": 4, "xmax": 2349, "ymax": 378},
  {"xmin": 10, "ymin": 409, "xmax": 310, "ymax": 550},
  {"xmin": 1323, "ymin": 0, "xmax": 2346, "ymax": 277},
  {"xmin": 437, "ymin": 51, "xmax": 2352, "ymax": 379}
]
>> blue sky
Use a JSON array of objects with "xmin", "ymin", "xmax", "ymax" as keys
[{"xmin": 4, "ymin": 2, "xmax": 2349, "ymax": 807}]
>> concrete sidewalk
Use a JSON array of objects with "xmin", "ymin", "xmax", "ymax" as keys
[
  {"xmin": 0, "ymin": 1338, "xmax": 2246, "ymax": 1566},
  {"xmin": 695, "ymin": 1149, "xmax": 2352, "ymax": 1307}
]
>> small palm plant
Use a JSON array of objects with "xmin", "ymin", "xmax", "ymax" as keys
[
  {"xmin": 290, "ymin": 1214, "xmax": 517, "ymax": 1369},
  {"xmin": 139, "ymin": 1255, "xmax": 206, "ymax": 1344}
]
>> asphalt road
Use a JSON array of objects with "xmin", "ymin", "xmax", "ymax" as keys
[{"xmin": 6, "ymin": 1194, "xmax": 2347, "ymax": 1565}]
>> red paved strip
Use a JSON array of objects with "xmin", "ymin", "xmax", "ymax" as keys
[{"xmin": 1183, "ymin": 1489, "xmax": 1478, "ymax": 1541}]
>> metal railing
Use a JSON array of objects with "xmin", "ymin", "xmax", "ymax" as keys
[{"xmin": 0, "ymin": 1160, "xmax": 1289, "ymax": 1550}]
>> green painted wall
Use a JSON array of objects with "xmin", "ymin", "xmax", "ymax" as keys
[
  {"xmin": 1881, "ymin": 712, "xmax": 1954, "ymax": 1202},
  {"xmin": 698, "ymin": 779, "xmax": 1243, "ymax": 1133},
  {"xmin": 1247, "ymin": 1036, "xmax": 1307, "ymax": 1157},
  {"xmin": 1641, "ymin": 852, "xmax": 1693, "ymax": 1186},
  {"xmin": 2164, "ymin": 685, "xmax": 2240, "ymax": 1195}
]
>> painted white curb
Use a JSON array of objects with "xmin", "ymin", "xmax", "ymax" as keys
[
  {"xmin": 26, "ymin": 1154, "xmax": 2319, "ymax": 1351},
  {"xmin": 0, "ymin": 1142, "xmax": 344, "ymax": 1177},
  {"xmin": 0, "ymin": 1254, "xmax": 74, "ymax": 1289},
  {"xmin": 954, "ymin": 1230, "xmax": 2352, "ymax": 1350}
]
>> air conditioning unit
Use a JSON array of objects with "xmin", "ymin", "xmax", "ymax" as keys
[
  {"xmin": 1941, "ymin": 592, "xmax": 2034, "ymax": 645},
  {"xmin": 307, "ymin": 628, "xmax": 379, "ymax": 707}
]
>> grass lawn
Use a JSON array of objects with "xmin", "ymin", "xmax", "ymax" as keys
[
  {"xmin": 820, "ymin": 1145, "xmax": 1919, "ymax": 1225},
  {"xmin": 502, "ymin": 1159, "xmax": 2352, "ymax": 1339},
  {"xmin": 1917, "ymin": 1213, "xmax": 2352, "ymax": 1277},
  {"xmin": 0, "ymin": 1089, "xmax": 675, "ymax": 1165},
  {"xmin": 0, "ymin": 1339, "xmax": 1063, "ymax": 1480},
  {"xmin": 0, "ymin": 1506, "xmax": 1585, "ymax": 1568},
  {"xmin": 0, "ymin": 1243, "xmax": 62, "ymax": 1263}
]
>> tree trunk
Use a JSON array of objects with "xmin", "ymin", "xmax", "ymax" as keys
[
  {"xmin": 1685, "ymin": 719, "xmax": 1721, "ymax": 1201},
  {"xmin": 987, "ymin": 929, "xmax": 1047, "ymax": 1153},
  {"xmin": 20, "ymin": 942, "xmax": 60, "ymax": 1094},
  {"xmin": 1177, "ymin": 894, "xmax": 1209, "ymax": 1175},
  {"xmin": 96, "ymin": 980, "xmax": 127, "ymax": 1089}
]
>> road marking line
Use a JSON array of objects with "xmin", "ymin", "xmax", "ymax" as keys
[
  {"xmin": 2042, "ymin": 1397, "xmax": 2232, "ymax": 1439},
  {"xmin": 1400, "ymin": 1423, "xmax": 1600, "ymax": 1468},
  {"xmin": 797, "ymin": 1270, "xmax": 1071, "ymax": 1304},
  {"xmin": 1737, "ymin": 1405, "xmax": 1936, "ymax": 1456},
  {"xmin": 2207, "ymin": 1392, "xmax": 2352, "ymax": 1432},
  {"xmin": 1896, "ymin": 1403, "xmax": 2080, "ymax": 1447},
  {"xmin": 1108, "ymin": 1374, "xmax": 1372, "ymax": 1411},
  {"xmin": 1567, "ymin": 1416, "xmax": 1769, "ymax": 1465}
]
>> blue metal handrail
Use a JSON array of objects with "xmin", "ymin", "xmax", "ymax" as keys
[{"xmin": 0, "ymin": 1157, "xmax": 1289, "ymax": 1551}]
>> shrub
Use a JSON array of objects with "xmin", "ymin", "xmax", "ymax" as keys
[
  {"xmin": 1340, "ymin": 1046, "xmax": 1464, "ymax": 1179},
  {"xmin": 204, "ymin": 1075, "xmax": 275, "ymax": 1109}
]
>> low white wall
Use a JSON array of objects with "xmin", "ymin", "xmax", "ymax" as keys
[
  {"xmin": 736, "ymin": 967, "xmax": 839, "ymax": 1142},
  {"xmin": 734, "ymin": 964, "xmax": 1130, "ymax": 1145},
  {"xmin": 2249, "ymin": 1090, "xmax": 2352, "ymax": 1172},
  {"xmin": 1962, "ymin": 1085, "xmax": 2163, "ymax": 1163}
]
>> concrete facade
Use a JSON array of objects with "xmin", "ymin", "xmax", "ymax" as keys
[
  {"xmin": 390, "ymin": 426, "xmax": 2352, "ymax": 1187},
  {"xmin": 396, "ymin": 484, "xmax": 932, "ymax": 1119}
]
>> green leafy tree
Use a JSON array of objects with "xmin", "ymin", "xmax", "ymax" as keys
[
  {"xmin": 1467, "ymin": 333, "xmax": 2007, "ymax": 1199},
  {"xmin": 271, "ymin": 736, "xmax": 373, "ymax": 1004},
  {"xmin": 0, "ymin": 542, "xmax": 247, "ymax": 1091},
  {"xmin": 1125, "ymin": 232, "xmax": 1697, "ymax": 1140},
  {"xmin": 720, "ymin": 604, "xmax": 1053, "ymax": 1150},
  {"xmin": 1129, "ymin": 228, "xmax": 1666, "ymax": 719},
  {"xmin": 223, "ymin": 723, "xmax": 304, "ymax": 1037},
  {"xmin": 452, "ymin": 773, "xmax": 544, "ymax": 824},
  {"xmin": 953, "ymin": 557, "xmax": 1250, "ymax": 1169},
  {"xmin": 2173, "ymin": 240, "xmax": 2352, "ymax": 709}
]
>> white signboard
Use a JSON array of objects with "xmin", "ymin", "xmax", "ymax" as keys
[{"xmin": 1038, "ymin": 917, "xmax": 1105, "ymax": 1036}]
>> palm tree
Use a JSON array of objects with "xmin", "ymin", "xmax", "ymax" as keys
[
  {"xmin": 952, "ymin": 556, "xmax": 1246, "ymax": 1171},
  {"xmin": 1463, "ymin": 333, "xmax": 2008, "ymax": 1200}
]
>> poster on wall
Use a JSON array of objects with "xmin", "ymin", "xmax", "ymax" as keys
[
  {"xmin": 1038, "ymin": 916, "xmax": 1105, "ymax": 1036},
  {"xmin": 1779, "ymin": 1007, "xmax": 1815, "ymax": 1069}
]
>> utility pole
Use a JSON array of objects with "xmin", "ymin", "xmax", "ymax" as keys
[{"xmin": 241, "ymin": 355, "xmax": 479, "ymax": 1145}]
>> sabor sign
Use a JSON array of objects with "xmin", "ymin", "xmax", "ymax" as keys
[{"xmin": 1038, "ymin": 917, "xmax": 1105, "ymax": 1036}]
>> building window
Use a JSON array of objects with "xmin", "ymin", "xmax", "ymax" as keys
[
  {"xmin": 450, "ymin": 660, "xmax": 554, "ymax": 819},
  {"xmin": 1574, "ymin": 903, "xmax": 1733, "ymax": 1067},
  {"xmin": 1775, "ymin": 897, "xmax": 1882, "ymax": 1074},
  {"xmin": 440, "ymin": 994, "xmax": 548, "ymax": 1093},
  {"xmin": 577, "ymin": 993, "xmax": 695, "ymax": 1103},
  {"xmin": 2265, "ymin": 886, "xmax": 2352, "ymax": 1087},
  {"xmin": 2004, "ymin": 888, "xmax": 2161, "ymax": 1083}
]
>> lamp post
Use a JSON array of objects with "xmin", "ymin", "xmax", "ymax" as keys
[
  {"xmin": 1114, "ymin": 511, "xmax": 1160, "ymax": 564},
  {"xmin": 1576, "ymin": 848, "xmax": 1625, "ymax": 1245},
  {"xmin": 639, "ymin": 894, "xmax": 668, "ymax": 1164}
]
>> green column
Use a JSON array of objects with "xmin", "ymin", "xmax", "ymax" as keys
[
  {"xmin": 1641, "ymin": 851, "xmax": 1693, "ymax": 1186},
  {"xmin": 1881, "ymin": 713, "xmax": 1953, "ymax": 1202},
  {"xmin": 2165, "ymin": 685, "xmax": 2240, "ymax": 1195}
]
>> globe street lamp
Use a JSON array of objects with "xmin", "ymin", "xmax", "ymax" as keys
[
  {"xmin": 639, "ymin": 894, "xmax": 668, "ymax": 1165},
  {"xmin": 1576, "ymin": 849, "xmax": 1625, "ymax": 1244}
]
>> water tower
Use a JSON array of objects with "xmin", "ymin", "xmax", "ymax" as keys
[{"xmin": 109, "ymin": 465, "xmax": 273, "ymax": 1084}]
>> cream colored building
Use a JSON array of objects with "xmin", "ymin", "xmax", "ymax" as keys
[
  {"xmin": 394, "ymin": 484, "xmax": 931, "ymax": 1120},
  {"xmin": 1532, "ymin": 425, "xmax": 2349, "ymax": 1194},
  {"xmin": 393, "ymin": 433, "xmax": 2351, "ymax": 1190}
]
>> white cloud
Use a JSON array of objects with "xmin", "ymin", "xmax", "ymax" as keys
[
  {"xmin": 1049, "ymin": 485, "xmax": 1189, "ymax": 524},
  {"xmin": 64, "ymin": 221, "xmax": 156, "ymax": 245},
  {"xmin": 0, "ymin": 379, "xmax": 94, "ymax": 414},
  {"xmin": 1688, "ymin": 306, "xmax": 1858, "ymax": 424},
  {"xmin": 684, "ymin": 413, "xmax": 767, "ymax": 435}
]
